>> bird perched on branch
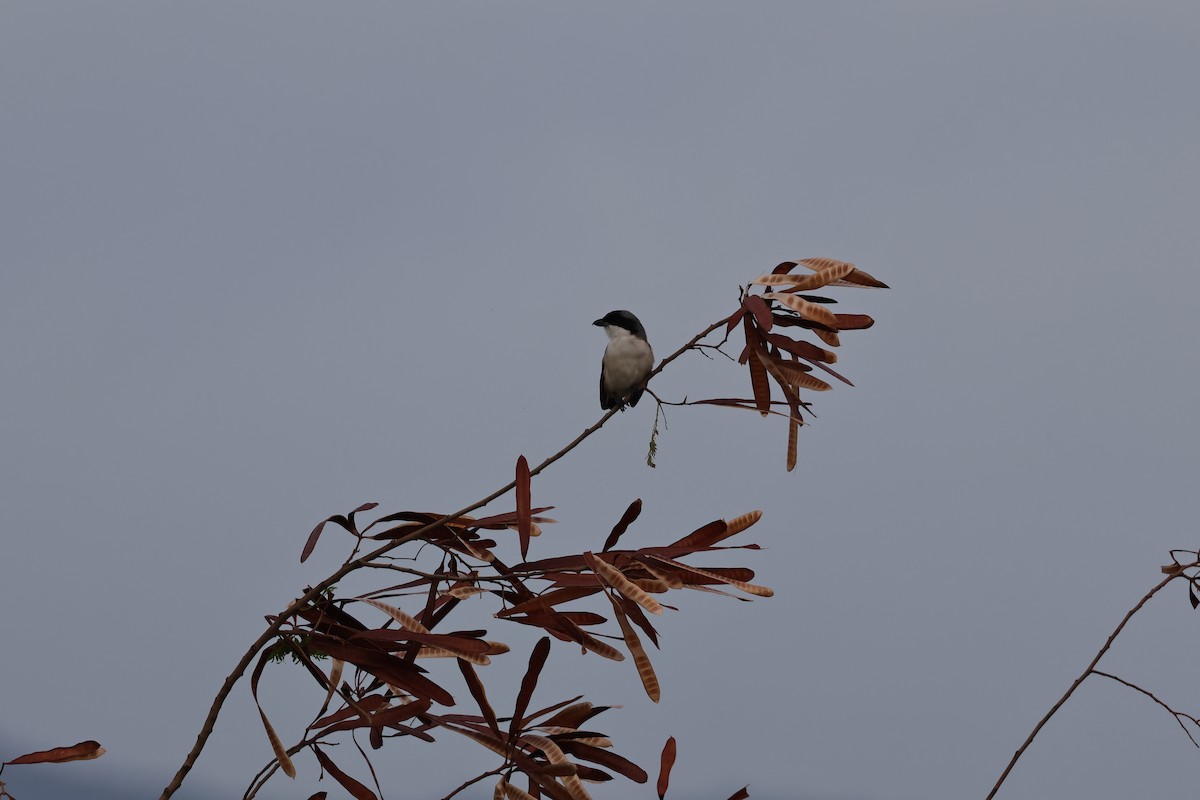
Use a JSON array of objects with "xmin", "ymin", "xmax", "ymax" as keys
[{"xmin": 593, "ymin": 310, "xmax": 654, "ymax": 410}]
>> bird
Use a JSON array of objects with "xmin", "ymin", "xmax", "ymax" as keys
[{"xmin": 593, "ymin": 310, "xmax": 654, "ymax": 410}]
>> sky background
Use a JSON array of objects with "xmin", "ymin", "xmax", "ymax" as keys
[{"xmin": 3, "ymin": 3, "xmax": 1200, "ymax": 799}]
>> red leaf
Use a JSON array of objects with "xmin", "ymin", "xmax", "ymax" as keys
[
  {"xmin": 496, "ymin": 586, "xmax": 602, "ymax": 617},
  {"xmin": 312, "ymin": 746, "xmax": 379, "ymax": 800},
  {"xmin": 516, "ymin": 456, "xmax": 532, "ymax": 560},
  {"xmin": 308, "ymin": 794, "xmax": 329, "ymax": 800},
  {"xmin": 833, "ymin": 313, "xmax": 874, "ymax": 330},
  {"xmin": 602, "ymin": 498, "xmax": 642, "ymax": 552},
  {"xmin": 726, "ymin": 787, "xmax": 750, "ymax": 800},
  {"xmin": 510, "ymin": 637, "xmax": 551, "ymax": 744},
  {"xmin": 725, "ymin": 307, "xmax": 747, "ymax": 334},
  {"xmin": 4, "ymin": 741, "xmax": 105, "ymax": 765},
  {"xmin": 765, "ymin": 333, "xmax": 836, "ymax": 363},
  {"xmin": 744, "ymin": 295, "xmax": 773, "ymax": 333},
  {"xmin": 458, "ymin": 659, "xmax": 502, "ymax": 738},
  {"xmin": 556, "ymin": 740, "xmax": 647, "ymax": 783},
  {"xmin": 669, "ymin": 519, "xmax": 728, "ymax": 549},
  {"xmin": 657, "ymin": 736, "xmax": 676, "ymax": 799},
  {"xmin": 744, "ymin": 317, "xmax": 771, "ymax": 417}
]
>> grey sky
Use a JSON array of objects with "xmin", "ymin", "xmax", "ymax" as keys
[{"xmin": 3, "ymin": 3, "xmax": 1199, "ymax": 799}]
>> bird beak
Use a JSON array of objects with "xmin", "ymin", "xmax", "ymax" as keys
[{"xmin": 592, "ymin": 319, "xmax": 606, "ymax": 327}]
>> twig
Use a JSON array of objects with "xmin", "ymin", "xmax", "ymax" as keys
[
  {"xmin": 159, "ymin": 316, "xmax": 730, "ymax": 799},
  {"xmin": 439, "ymin": 767, "xmax": 506, "ymax": 800},
  {"xmin": 985, "ymin": 571, "xmax": 1180, "ymax": 799},
  {"xmin": 1092, "ymin": 670, "xmax": 1200, "ymax": 748}
]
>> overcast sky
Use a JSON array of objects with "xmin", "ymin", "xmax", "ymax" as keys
[{"xmin": 3, "ymin": 3, "xmax": 1200, "ymax": 799}]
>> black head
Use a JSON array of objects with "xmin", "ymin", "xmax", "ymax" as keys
[{"xmin": 592, "ymin": 310, "xmax": 646, "ymax": 337}]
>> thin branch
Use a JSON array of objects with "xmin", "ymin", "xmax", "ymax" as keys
[
  {"xmin": 439, "ymin": 767, "xmax": 506, "ymax": 800},
  {"xmin": 1092, "ymin": 670, "xmax": 1200, "ymax": 748},
  {"xmin": 159, "ymin": 315, "xmax": 730, "ymax": 799},
  {"xmin": 985, "ymin": 571, "xmax": 1180, "ymax": 799}
]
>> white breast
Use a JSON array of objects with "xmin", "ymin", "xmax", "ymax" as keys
[{"xmin": 602, "ymin": 331, "xmax": 654, "ymax": 394}]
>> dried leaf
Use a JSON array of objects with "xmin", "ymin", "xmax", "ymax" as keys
[
  {"xmin": 744, "ymin": 295, "xmax": 773, "ymax": 333},
  {"xmin": 650, "ymin": 556, "xmax": 774, "ymax": 597},
  {"xmin": 256, "ymin": 705, "xmax": 296, "ymax": 779},
  {"xmin": 797, "ymin": 256, "xmax": 888, "ymax": 288},
  {"xmin": 586, "ymin": 552, "xmax": 663, "ymax": 615},
  {"xmin": 523, "ymin": 734, "xmax": 590, "ymax": 800},
  {"xmin": 359, "ymin": 597, "xmax": 429, "ymax": 632},
  {"xmin": 603, "ymin": 499, "xmax": 642, "ymax": 552},
  {"xmin": 516, "ymin": 456, "xmax": 532, "ymax": 560},
  {"xmin": 833, "ymin": 313, "xmax": 875, "ymax": 330},
  {"xmin": 763, "ymin": 292, "xmax": 839, "ymax": 329},
  {"xmin": 557, "ymin": 740, "xmax": 647, "ymax": 783},
  {"xmin": 498, "ymin": 587, "xmax": 603, "ymax": 618},
  {"xmin": 501, "ymin": 779, "xmax": 540, "ymax": 800},
  {"xmin": 724, "ymin": 510, "xmax": 762, "ymax": 537},
  {"xmin": 751, "ymin": 262, "xmax": 855, "ymax": 290},
  {"xmin": 765, "ymin": 333, "xmax": 837, "ymax": 364},
  {"xmin": 312, "ymin": 746, "xmax": 377, "ymax": 800},
  {"xmin": 669, "ymin": 519, "xmax": 729, "ymax": 549},
  {"xmin": 318, "ymin": 657, "xmax": 345, "ymax": 719},
  {"xmin": 610, "ymin": 598, "xmax": 660, "ymax": 702},
  {"xmin": 511, "ymin": 637, "xmax": 552, "ymax": 744},
  {"xmin": 725, "ymin": 787, "xmax": 750, "ymax": 800},
  {"xmin": 812, "ymin": 327, "xmax": 841, "ymax": 348},
  {"xmin": 744, "ymin": 317, "xmax": 772, "ymax": 416},
  {"xmin": 459, "ymin": 660, "xmax": 502, "ymax": 738},
  {"xmin": 787, "ymin": 409, "xmax": 799, "ymax": 472},
  {"xmin": 4, "ymin": 741, "xmax": 105, "ymax": 766},
  {"xmin": 657, "ymin": 737, "xmax": 676, "ymax": 799}
]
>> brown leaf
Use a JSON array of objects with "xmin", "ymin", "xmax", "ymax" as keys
[
  {"xmin": 650, "ymin": 556, "xmax": 774, "ymax": 597},
  {"xmin": 497, "ymin": 587, "xmax": 603, "ymax": 617},
  {"xmin": 763, "ymin": 292, "xmax": 839, "ymax": 329},
  {"xmin": 669, "ymin": 519, "xmax": 729, "ymax": 549},
  {"xmin": 358, "ymin": 597, "xmax": 429, "ymax": 631},
  {"xmin": 556, "ymin": 740, "xmax": 648, "ymax": 784},
  {"xmin": 812, "ymin": 327, "xmax": 841, "ymax": 348},
  {"xmin": 585, "ymin": 552, "xmax": 663, "ymax": 615},
  {"xmin": 301, "ymin": 519, "xmax": 328, "ymax": 563},
  {"xmin": 459, "ymin": 660, "xmax": 501, "ymax": 738},
  {"xmin": 657, "ymin": 736, "xmax": 676, "ymax": 799},
  {"xmin": 765, "ymin": 333, "xmax": 837, "ymax": 364},
  {"xmin": 4, "ymin": 741, "xmax": 105, "ymax": 766},
  {"xmin": 743, "ymin": 295, "xmax": 773, "ymax": 333},
  {"xmin": 308, "ymin": 637, "xmax": 456, "ymax": 706},
  {"xmin": 786, "ymin": 408, "xmax": 800, "ymax": 472},
  {"xmin": 609, "ymin": 598, "xmax": 660, "ymax": 702},
  {"xmin": 751, "ymin": 262, "xmax": 855, "ymax": 290},
  {"xmin": 833, "ymin": 313, "xmax": 875, "ymax": 330},
  {"xmin": 312, "ymin": 746, "xmax": 378, "ymax": 800},
  {"xmin": 725, "ymin": 306, "xmax": 748, "ymax": 334},
  {"xmin": 516, "ymin": 455, "xmax": 532, "ymax": 560},
  {"xmin": 602, "ymin": 498, "xmax": 642, "ymax": 552},
  {"xmin": 256, "ymin": 705, "xmax": 296, "ymax": 779},
  {"xmin": 745, "ymin": 317, "xmax": 771, "ymax": 416},
  {"xmin": 796, "ymin": 256, "xmax": 888, "ymax": 288},
  {"xmin": 501, "ymin": 779, "xmax": 540, "ymax": 800},
  {"xmin": 308, "ymin": 793, "xmax": 329, "ymax": 800},
  {"xmin": 724, "ymin": 510, "xmax": 763, "ymax": 537},
  {"xmin": 725, "ymin": 787, "xmax": 750, "ymax": 800},
  {"xmin": 522, "ymin": 734, "xmax": 590, "ymax": 800},
  {"xmin": 511, "ymin": 637, "xmax": 552, "ymax": 744}
]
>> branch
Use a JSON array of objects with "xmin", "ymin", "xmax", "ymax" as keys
[
  {"xmin": 1092, "ymin": 670, "xmax": 1200, "ymax": 748},
  {"xmin": 159, "ymin": 315, "xmax": 730, "ymax": 799},
  {"xmin": 985, "ymin": 571, "xmax": 1180, "ymax": 799}
]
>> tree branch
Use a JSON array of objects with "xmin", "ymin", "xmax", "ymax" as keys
[
  {"xmin": 985, "ymin": 571, "xmax": 1180, "ymax": 799},
  {"xmin": 159, "ymin": 316, "xmax": 730, "ymax": 799}
]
